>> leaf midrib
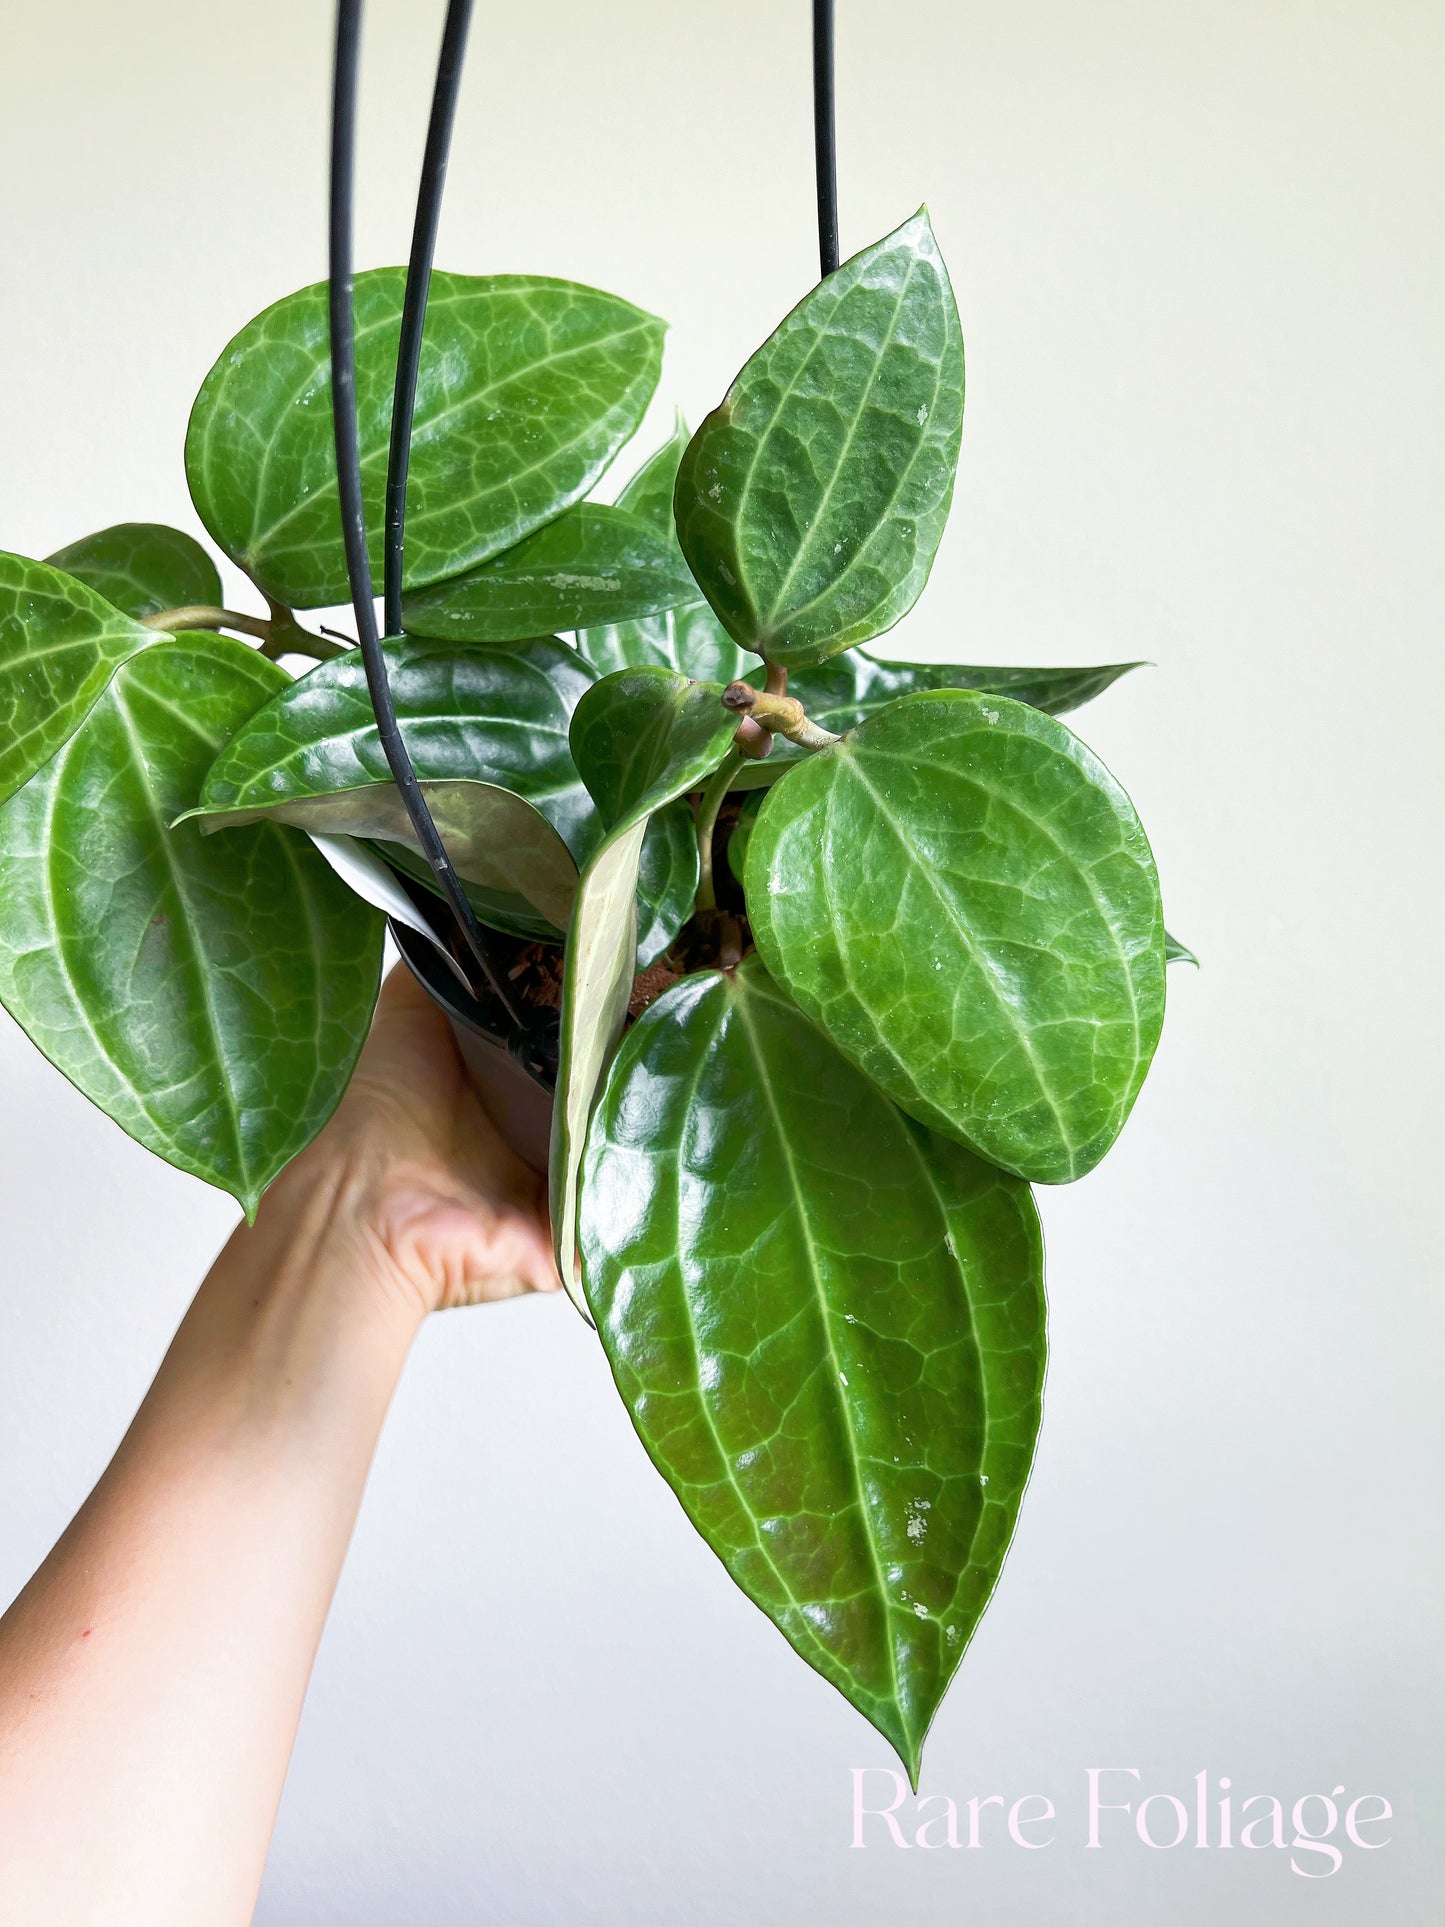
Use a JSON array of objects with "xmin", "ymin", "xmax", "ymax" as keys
[
  {"xmin": 757, "ymin": 252, "xmax": 924, "ymax": 634},
  {"xmin": 834, "ymin": 747, "xmax": 1078, "ymax": 1164},
  {"xmin": 662, "ymin": 979, "xmax": 857, "ymax": 1693},
  {"xmin": 870, "ymin": 731, "xmax": 1148, "ymax": 1096},
  {"xmin": 110, "ymin": 683, "xmax": 250, "ymax": 1189},
  {"xmin": 242, "ymin": 319, "xmax": 655, "ymax": 562},
  {"xmin": 730, "ymin": 970, "xmax": 905, "ymax": 1728}
]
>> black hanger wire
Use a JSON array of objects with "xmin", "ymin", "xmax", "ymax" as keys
[
  {"xmin": 329, "ymin": 0, "xmax": 526, "ymax": 1029},
  {"xmin": 329, "ymin": 0, "xmax": 838, "ymax": 1033},
  {"xmin": 812, "ymin": 0, "xmax": 840, "ymax": 277}
]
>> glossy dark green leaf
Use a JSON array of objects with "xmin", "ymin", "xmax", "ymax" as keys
[
  {"xmin": 185, "ymin": 269, "xmax": 665, "ymax": 608},
  {"xmin": 568, "ymin": 665, "xmax": 737, "ymax": 829},
  {"xmin": 0, "ymin": 552, "xmax": 159, "ymax": 806},
  {"xmin": 579, "ymin": 955, "xmax": 1046, "ymax": 1783},
  {"xmin": 400, "ymin": 503, "xmax": 696, "ymax": 644},
  {"xmin": 183, "ymin": 633, "xmax": 599, "ymax": 863},
  {"xmin": 736, "ymin": 652, "xmax": 1147, "ymax": 786},
  {"xmin": 613, "ymin": 409, "xmax": 691, "ymax": 529},
  {"xmin": 0, "ymin": 635, "xmax": 383, "ymax": 1212},
  {"xmin": 636, "ymin": 802, "xmax": 698, "ymax": 969},
  {"xmin": 44, "ymin": 522, "xmax": 222, "ymax": 619},
  {"xmin": 1165, "ymin": 930, "xmax": 1198, "ymax": 966},
  {"xmin": 578, "ymin": 595, "xmax": 752, "ymax": 685},
  {"xmin": 675, "ymin": 211, "xmax": 964, "ymax": 669},
  {"xmin": 792, "ymin": 651, "xmax": 1144, "ymax": 730},
  {"xmin": 725, "ymin": 786, "xmax": 765, "ymax": 886},
  {"xmin": 746, "ymin": 690, "xmax": 1166, "ymax": 1184},
  {"xmin": 551, "ymin": 667, "xmax": 739, "ymax": 1310},
  {"xmin": 577, "ymin": 415, "xmax": 753, "ymax": 685}
]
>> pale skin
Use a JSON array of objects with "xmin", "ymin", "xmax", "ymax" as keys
[{"xmin": 0, "ymin": 967, "xmax": 561, "ymax": 1926}]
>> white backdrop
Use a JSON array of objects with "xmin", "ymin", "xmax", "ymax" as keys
[{"xmin": 2, "ymin": 1, "xmax": 1441, "ymax": 1920}]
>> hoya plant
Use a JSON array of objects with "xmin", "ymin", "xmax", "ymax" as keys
[{"xmin": 0, "ymin": 2, "xmax": 1188, "ymax": 1788}]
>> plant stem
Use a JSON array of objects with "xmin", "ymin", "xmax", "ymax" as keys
[
  {"xmin": 694, "ymin": 753, "xmax": 742, "ymax": 914},
  {"xmin": 141, "ymin": 605, "xmax": 347, "ymax": 661},
  {"xmin": 722, "ymin": 680, "xmax": 840, "ymax": 751}
]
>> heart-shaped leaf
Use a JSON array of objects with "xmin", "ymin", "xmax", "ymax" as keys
[
  {"xmin": 0, "ymin": 552, "xmax": 159, "ymax": 806},
  {"xmin": 745, "ymin": 690, "xmax": 1166, "ymax": 1183},
  {"xmin": 636, "ymin": 801, "xmax": 698, "ymax": 968},
  {"xmin": 551, "ymin": 667, "xmax": 738, "ymax": 1310},
  {"xmin": 44, "ymin": 523, "xmax": 222, "ymax": 620},
  {"xmin": 579, "ymin": 955, "xmax": 1046, "ymax": 1784},
  {"xmin": 577, "ymin": 416, "xmax": 751, "ymax": 684},
  {"xmin": 0, "ymin": 634, "xmax": 383, "ymax": 1212},
  {"xmin": 185, "ymin": 270, "xmax": 665, "ymax": 608},
  {"xmin": 400, "ymin": 503, "xmax": 697, "ymax": 643},
  {"xmin": 568, "ymin": 665, "xmax": 736, "ymax": 829},
  {"xmin": 675, "ymin": 210, "xmax": 964, "ymax": 669},
  {"xmin": 185, "ymin": 633, "xmax": 599, "ymax": 865}
]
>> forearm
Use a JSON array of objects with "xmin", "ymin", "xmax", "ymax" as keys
[{"xmin": 0, "ymin": 1151, "xmax": 423, "ymax": 1927}]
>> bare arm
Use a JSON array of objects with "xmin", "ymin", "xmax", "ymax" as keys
[{"xmin": 0, "ymin": 968, "xmax": 559, "ymax": 1926}]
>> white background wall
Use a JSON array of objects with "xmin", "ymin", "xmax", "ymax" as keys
[{"xmin": 2, "ymin": 1, "xmax": 1442, "ymax": 1919}]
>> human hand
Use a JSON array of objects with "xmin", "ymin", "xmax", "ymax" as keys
[
  {"xmin": 0, "ymin": 973, "xmax": 558, "ymax": 1927},
  {"xmin": 253, "ymin": 963, "xmax": 561, "ymax": 1324}
]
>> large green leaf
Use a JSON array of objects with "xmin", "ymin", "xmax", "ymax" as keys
[
  {"xmin": 185, "ymin": 270, "xmax": 665, "ymax": 608},
  {"xmin": 735, "ymin": 651, "xmax": 1148, "ymax": 787},
  {"xmin": 674, "ymin": 210, "xmax": 964, "ymax": 669},
  {"xmin": 401, "ymin": 503, "xmax": 696, "ymax": 643},
  {"xmin": 44, "ymin": 522, "xmax": 222, "ymax": 619},
  {"xmin": 746, "ymin": 690, "xmax": 1166, "ymax": 1184},
  {"xmin": 0, "ymin": 634, "xmax": 383, "ymax": 1212},
  {"xmin": 0, "ymin": 552, "xmax": 159, "ymax": 806},
  {"xmin": 184, "ymin": 633, "xmax": 599, "ymax": 863},
  {"xmin": 551, "ymin": 668, "xmax": 739, "ymax": 1311},
  {"xmin": 579, "ymin": 956, "xmax": 1046, "ymax": 1783},
  {"xmin": 577, "ymin": 416, "xmax": 751, "ymax": 684}
]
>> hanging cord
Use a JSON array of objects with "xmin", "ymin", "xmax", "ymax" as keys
[
  {"xmin": 811, "ymin": 0, "xmax": 840, "ymax": 277},
  {"xmin": 330, "ymin": 0, "xmax": 526, "ymax": 1028},
  {"xmin": 383, "ymin": 0, "xmax": 472, "ymax": 642}
]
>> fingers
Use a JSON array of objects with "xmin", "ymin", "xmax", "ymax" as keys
[
  {"xmin": 390, "ymin": 1193, "xmax": 562, "ymax": 1310},
  {"xmin": 357, "ymin": 963, "xmax": 461, "ymax": 1083},
  {"xmin": 345, "ymin": 964, "xmax": 565, "ymax": 1311}
]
